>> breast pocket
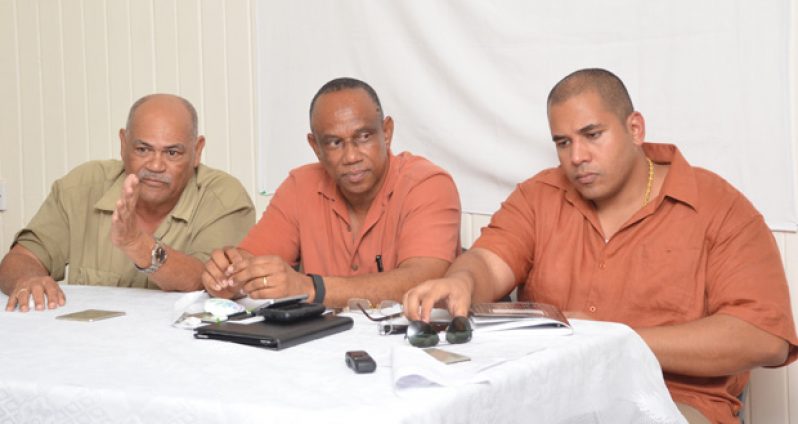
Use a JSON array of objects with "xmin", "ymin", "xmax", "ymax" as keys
[{"xmin": 624, "ymin": 244, "xmax": 704, "ymax": 324}]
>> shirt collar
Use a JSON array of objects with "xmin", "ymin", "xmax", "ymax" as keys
[
  {"xmin": 317, "ymin": 150, "xmax": 397, "ymax": 206},
  {"xmin": 540, "ymin": 142, "xmax": 699, "ymax": 211},
  {"xmin": 643, "ymin": 142, "xmax": 699, "ymax": 210}
]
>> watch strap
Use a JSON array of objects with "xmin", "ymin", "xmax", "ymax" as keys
[
  {"xmin": 135, "ymin": 238, "xmax": 167, "ymax": 274},
  {"xmin": 308, "ymin": 274, "xmax": 325, "ymax": 304}
]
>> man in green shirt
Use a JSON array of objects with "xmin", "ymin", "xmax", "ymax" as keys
[{"xmin": 0, "ymin": 94, "xmax": 255, "ymax": 312}]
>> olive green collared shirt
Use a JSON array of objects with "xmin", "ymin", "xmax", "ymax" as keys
[{"xmin": 14, "ymin": 160, "xmax": 255, "ymax": 289}]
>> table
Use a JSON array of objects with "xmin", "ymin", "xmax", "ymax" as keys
[{"xmin": 0, "ymin": 286, "xmax": 685, "ymax": 423}]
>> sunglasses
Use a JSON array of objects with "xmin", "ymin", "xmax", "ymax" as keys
[{"xmin": 405, "ymin": 316, "xmax": 473, "ymax": 348}]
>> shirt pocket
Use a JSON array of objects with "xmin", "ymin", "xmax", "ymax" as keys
[
  {"xmin": 69, "ymin": 267, "xmax": 124, "ymax": 286},
  {"xmin": 624, "ymin": 244, "xmax": 703, "ymax": 324}
]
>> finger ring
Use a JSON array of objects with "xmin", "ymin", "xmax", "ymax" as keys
[
  {"xmin": 262, "ymin": 276, "xmax": 269, "ymax": 289},
  {"xmin": 16, "ymin": 288, "xmax": 29, "ymax": 296}
]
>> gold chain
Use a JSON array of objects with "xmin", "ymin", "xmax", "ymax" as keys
[{"xmin": 642, "ymin": 157, "xmax": 654, "ymax": 207}]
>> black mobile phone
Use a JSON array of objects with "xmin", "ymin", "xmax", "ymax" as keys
[
  {"xmin": 345, "ymin": 350, "xmax": 376, "ymax": 373},
  {"xmin": 258, "ymin": 302, "xmax": 325, "ymax": 322}
]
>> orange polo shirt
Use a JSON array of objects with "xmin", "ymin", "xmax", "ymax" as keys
[
  {"xmin": 240, "ymin": 151, "xmax": 461, "ymax": 277},
  {"xmin": 474, "ymin": 143, "xmax": 798, "ymax": 423}
]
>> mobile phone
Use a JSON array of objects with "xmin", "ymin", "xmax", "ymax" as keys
[
  {"xmin": 258, "ymin": 302, "xmax": 325, "ymax": 322},
  {"xmin": 56, "ymin": 309, "xmax": 125, "ymax": 322},
  {"xmin": 252, "ymin": 294, "xmax": 309, "ymax": 314},
  {"xmin": 345, "ymin": 350, "xmax": 376, "ymax": 373}
]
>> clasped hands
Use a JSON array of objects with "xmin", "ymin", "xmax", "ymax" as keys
[{"xmin": 202, "ymin": 247, "xmax": 310, "ymax": 300}]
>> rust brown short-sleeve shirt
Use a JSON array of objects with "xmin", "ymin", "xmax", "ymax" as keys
[
  {"xmin": 239, "ymin": 151, "xmax": 461, "ymax": 276},
  {"xmin": 474, "ymin": 143, "xmax": 798, "ymax": 423}
]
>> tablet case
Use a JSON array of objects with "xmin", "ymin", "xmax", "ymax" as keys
[{"xmin": 193, "ymin": 314, "xmax": 354, "ymax": 350}]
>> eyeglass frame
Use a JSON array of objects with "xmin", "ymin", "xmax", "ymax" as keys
[{"xmin": 356, "ymin": 303, "xmax": 403, "ymax": 322}]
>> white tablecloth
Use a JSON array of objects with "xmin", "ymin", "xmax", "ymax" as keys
[{"xmin": 0, "ymin": 286, "xmax": 685, "ymax": 424}]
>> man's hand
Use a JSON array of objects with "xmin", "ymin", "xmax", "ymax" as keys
[
  {"xmin": 111, "ymin": 174, "xmax": 143, "ymax": 250},
  {"xmin": 202, "ymin": 246, "xmax": 249, "ymax": 298},
  {"xmin": 402, "ymin": 276, "xmax": 473, "ymax": 322},
  {"xmin": 5, "ymin": 276, "xmax": 65, "ymax": 312},
  {"xmin": 224, "ymin": 255, "xmax": 312, "ymax": 300}
]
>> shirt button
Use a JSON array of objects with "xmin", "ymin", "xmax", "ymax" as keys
[
  {"xmin": 351, "ymin": 264, "xmax": 359, "ymax": 271},
  {"xmin": 598, "ymin": 262, "xmax": 606, "ymax": 269},
  {"xmin": 588, "ymin": 305, "xmax": 597, "ymax": 313}
]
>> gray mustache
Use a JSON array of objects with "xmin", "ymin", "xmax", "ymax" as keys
[{"xmin": 137, "ymin": 170, "xmax": 171, "ymax": 185}]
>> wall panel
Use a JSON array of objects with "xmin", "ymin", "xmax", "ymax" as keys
[
  {"xmin": 174, "ymin": 1, "xmax": 203, "ymax": 119},
  {"xmin": 38, "ymin": 0, "xmax": 68, "ymax": 185},
  {"xmin": 0, "ymin": 0, "xmax": 21, "ymax": 244},
  {"xmin": 84, "ymin": 0, "xmax": 112, "ymax": 160},
  {"xmin": 198, "ymin": 0, "xmax": 230, "ymax": 172},
  {"xmin": 61, "ymin": 0, "xmax": 89, "ymax": 169},
  {"xmin": 16, "ymin": 0, "xmax": 46, "ymax": 221},
  {"xmin": 152, "ymin": 0, "xmax": 180, "ymax": 94}
]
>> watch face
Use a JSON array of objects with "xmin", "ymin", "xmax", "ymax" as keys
[{"xmin": 154, "ymin": 245, "xmax": 167, "ymax": 264}]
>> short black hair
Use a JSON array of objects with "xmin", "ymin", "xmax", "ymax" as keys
[
  {"xmin": 308, "ymin": 77, "xmax": 383, "ymax": 121},
  {"xmin": 547, "ymin": 68, "xmax": 634, "ymax": 122}
]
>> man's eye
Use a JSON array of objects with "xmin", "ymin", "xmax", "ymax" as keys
[
  {"xmin": 554, "ymin": 139, "xmax": 570, "ymax": 148},
  {"xmin": 356, "ymin": 132, "xmax": 371, "ymax": 143},
  {"xmin": 167, "ymin": 150, "xmax": 180, "ymax": 157},
  {"xmin": 326, "ymin": 139, "xmax": 342, "ymax": 149},
  {"xmin": 587, "ymin": 131, "xmax": 602, "ymax": 139},
  {"xmin": 135, "ymin": 146, "xmax": 149, "ymax": 154}
]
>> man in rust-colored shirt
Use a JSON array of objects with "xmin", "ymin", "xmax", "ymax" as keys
[
  {"xmin": 202, "ymin": 78, "xmax": 461, "ymax": 308},
  {"xmin": 403, "ymin": 68, "xmax": 797, "ymax": 424}
]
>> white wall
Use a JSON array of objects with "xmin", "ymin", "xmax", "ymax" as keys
[{"xmin": 0, "ymin": 1, "xmax": 796, "ymax": 422}]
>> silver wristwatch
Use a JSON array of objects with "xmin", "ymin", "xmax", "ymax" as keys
[{"xmin": 135, "ymin": 238, "xmax": 167, "ymax": 274}]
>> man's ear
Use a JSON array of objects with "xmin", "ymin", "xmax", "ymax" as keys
[
  {"xmin": 307, "ymin": 133, "xmax": 322, "ymax": 160},
  {"xmin": 193, "ymin": 135, "xmax": 206, "ymax": 167},
  {"xmin": 119, "ymin": 128, "xmax": 127, "ymax": 156},
  {"xmin": 382, "ymin": 116, "xmax": 394, "ymax": 150},
  {"xmin": 626, "ymin": 111, "xmax": 646, "ymax": 146}
]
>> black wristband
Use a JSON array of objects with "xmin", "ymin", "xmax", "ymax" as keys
[{"xmin": 308, "ymin": 274, "xmax": 325, "ymax": 304}]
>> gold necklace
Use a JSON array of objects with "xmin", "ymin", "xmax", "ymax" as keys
[{"xmin": 642, "ymin": 157, "xmax": 654, "ymax": 207}]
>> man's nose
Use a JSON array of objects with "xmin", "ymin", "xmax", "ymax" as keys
[
  {"xmin": 147, "ymin": 151, "xmax": 167, "ymax": 172},
  {"xmin": 341, "ymin": 140, "xmax": 362, "ymax": 163},
  {"xmin": 570, "ymin": 140, "xmax": 590, "ymax": 165}
]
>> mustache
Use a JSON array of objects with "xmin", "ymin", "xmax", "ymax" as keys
[{"xmin": 137, "ymin": 170, "xmax": 171, "ymax": 185}]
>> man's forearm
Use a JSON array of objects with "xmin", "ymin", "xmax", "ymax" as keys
[
  {"xmin": 117, "ymin": 233, "xmax": 204, "ymax": 292},
  {"xmin": 445, "ymin": 248, "xmax": 515, "ymax": 304},
  {"xmin": 636, "ymin": 313, "xmax": 789, "ymax": 377},
  {"xmin": 322, "ymin": 257, "xmax": 450, "ymax": 307},
  {"xmin": 0, "ymin": 246, "xmax": 50, "ymax": 294},
  {"xmin": 145, "ymin": 248, "xmax": 206, "ymax": 292}
]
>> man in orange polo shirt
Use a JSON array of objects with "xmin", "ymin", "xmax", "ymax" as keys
[
  {"xmin": 202, "ymin": 77, "xmax": 461, "ymax": 308},
  {"xmin": 403, "ymin": 68, "xmax": 797, "ymax": 424}
]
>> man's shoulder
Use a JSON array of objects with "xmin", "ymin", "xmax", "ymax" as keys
[
  {"xmin": 56, "ymin": 160, "xmax": 124, "ymax": 191},
  {"xmin": 283, "ymin": 162, "xmax": 329, "ymax": 191},
  {"xmin": 392, "ymin": 151, "xmax": 454, "ymax": 184},
  {"xmin": 194, "ymin": 164, "xmax": 253, "ymax": 206},
  {"xmin": 690, "ymin": 166, "xmax": 751, "ymax": 208},
  {"xmin": 520, "ymin": 167, "xmax": 567, "ymax": 192}
]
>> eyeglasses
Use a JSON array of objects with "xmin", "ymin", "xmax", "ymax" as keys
[
  {"xmin": 346, "ymin": 299, "xmax": 402, "ymax": 321},
  {"xmin": 320, "ymin": 133, "xmax": 379, "ymax": 154},
  {"xmin": 405, "ymin": 316, "xmax": 473, "ymax": 348}
]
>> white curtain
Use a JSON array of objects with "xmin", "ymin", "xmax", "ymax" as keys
[{"xmin": 257, "ymin": 0, "xmax": 795, "ymax": 230}]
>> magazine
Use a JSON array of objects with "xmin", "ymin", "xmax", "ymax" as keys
[{"xmin": 469, "ymin": 302, "xmax": 573, "ymax": 335}]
